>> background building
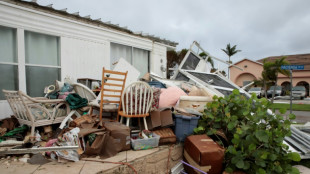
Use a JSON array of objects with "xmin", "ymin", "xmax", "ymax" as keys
[{"xmin": 230, "ymin": 54, "xmax": 310, "ymax": 96}]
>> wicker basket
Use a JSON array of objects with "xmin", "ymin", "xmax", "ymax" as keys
[{"xmin": 153, "ymin": 128, "xmax": 176, "ymax": 145}]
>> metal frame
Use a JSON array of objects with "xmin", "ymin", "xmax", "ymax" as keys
[{"xmin": 171, "ymin": 41, "xmax": 243, "ymax": 80}]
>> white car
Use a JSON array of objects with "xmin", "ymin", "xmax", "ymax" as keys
[
  {"xmin": 292, "ymin": 86, "xmax": 306, "ymax": 99},
  {"xmin": 248, "ymin": 87, "xmax": 264, "ymax": 98}
]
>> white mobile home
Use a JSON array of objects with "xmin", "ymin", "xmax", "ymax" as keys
[{"xmin": 0, "ymin": 0, "xmax": 177, "ymax": 118}]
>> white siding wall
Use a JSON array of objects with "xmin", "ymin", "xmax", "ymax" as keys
[
  {"xmin": 0, "ymin": 1, "xmax": 172, "ymax": 119},
  {"xmin": 61, "ymin": 37, "xmax": 109, "ymax": 81},
  {"xmin": 151, "ymin": 43, "xmax": 168, "ymax": 78}
]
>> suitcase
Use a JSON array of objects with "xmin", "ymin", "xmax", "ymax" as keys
[
  {"xmin": 184, "ymin": 134, "xmax": 225, "ymax": 174},
  {"xmin": 153, "ymin": 128, "xmax": 176, "ymax": 145}
]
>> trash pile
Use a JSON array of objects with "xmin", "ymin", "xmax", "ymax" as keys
[
  {"xmin": 285, "ymin": 123, "xmax": 310, "ymax": 159},
  {"xmin": 1, "ymin": 41, "xmax": 305, "ymax": 174}
]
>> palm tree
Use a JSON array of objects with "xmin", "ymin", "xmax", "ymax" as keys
[
  {"xmin": 263, "ymin": 57, "xmax": 290, "ymax": 103},
  {"xmin": 221, "ymin": 43, "xmax": 241, "ymax": 78}
]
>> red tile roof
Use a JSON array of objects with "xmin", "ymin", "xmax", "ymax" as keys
[{"xmin": 257, "ymin": 53, "xmax": 310, "ymax": 70}]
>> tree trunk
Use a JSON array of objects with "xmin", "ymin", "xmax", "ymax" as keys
[
  {"xmin": 264, "ymin": 81, "xmax": 267, "ymax": 98},
  {"xmin": 271, "ymin": 73, "xmax": 278, "ymax": 104}
]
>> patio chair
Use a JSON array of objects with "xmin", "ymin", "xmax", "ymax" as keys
[
  {"xmin": 118, "ymin": 82, "xmax": 153, "ymax": 130},
  {"xmin": 59, "ymin": 83, "xmax": 96, "ymax": 129},
  {"xmin": 3, "ymin": 90, "xmax": 70, "ymax": 140}
]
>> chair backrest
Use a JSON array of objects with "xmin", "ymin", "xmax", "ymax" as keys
[
  {"xmin": 72, "ymin": 83, "xmax": 96, "ymax": 102},
  {"xmin": 99, "ymin": 67, "xmax": 128, "ymax": 120},
  {"xmin": 121, "ymin": 82, "xmax": 153, "ymax": 115},
  {"xmin": 2, "ymin": 90, "xmax": 33, "ymax": 122}
]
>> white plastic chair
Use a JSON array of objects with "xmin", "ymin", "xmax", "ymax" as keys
[{"xmin": 118, "ymin": 82, "xmax": 153, "ymax": 130}]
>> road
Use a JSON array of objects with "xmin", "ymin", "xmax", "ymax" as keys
[{"xmin": 274, "ymin": 110, "xmax": 310, "ymax": 123}]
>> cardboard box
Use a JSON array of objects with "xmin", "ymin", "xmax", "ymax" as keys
[
  {"xmin": 104, "ymin": 121, "xmax": 131, "ymax": 151},
  {"xmin": 146, "ymin": 111, "xmax": 162, "ymax": 130},
  {"xmin": 184, "ymin": 135, "xmax": 224, "ymax": 174},
  {"xmin": 160, "ymin": 109, "xmax": 173, "ymax": 127}
]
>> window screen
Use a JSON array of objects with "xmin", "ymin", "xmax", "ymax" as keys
[
  {"xmin": 0, "ymin": 26, "xmax": 18, "ymax": 99},
  {"xmin": 25, "ymin": 31, "xmax": 60, "ymax": 97},
  {"xmin": 181, "ymin": 52, "xmax": 200, "ymax": 70}
]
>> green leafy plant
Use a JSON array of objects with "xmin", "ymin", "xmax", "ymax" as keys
[{"xmin": 194, "ymin": 89, "xmax": 301, "ymax": 174}]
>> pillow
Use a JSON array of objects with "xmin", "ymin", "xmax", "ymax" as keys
[{"xmin": 159, "ymin": 87, "xmax": 187, "ymax": 108}]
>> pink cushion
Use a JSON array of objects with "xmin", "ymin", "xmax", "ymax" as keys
[{"xmin": 159, "ymin": 87, "xmax": 187, "ymax": 108}]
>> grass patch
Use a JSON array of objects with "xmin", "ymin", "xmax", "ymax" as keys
[{"xmin": 270, "ymin": 103, "xmax": 310, "ymax": 111}]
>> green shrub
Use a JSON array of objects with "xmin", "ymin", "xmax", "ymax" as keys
[{"xmin": 194, "ymin": 89, "xmax": 300, "ymax": 174}]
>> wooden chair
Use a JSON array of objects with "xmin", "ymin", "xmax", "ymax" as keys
[
  {"xmin": 118, "ymin": 82, "xmax": 153, "ymax": 130},
  {"xmin": 2, "ymin": 90, "xmax": 70, "ymax": 140},
  {"xmin": 99, "ymin": 67, "xmax": 128, "ymax": 122}
]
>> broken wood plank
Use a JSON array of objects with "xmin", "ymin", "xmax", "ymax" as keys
[
  {"xmin": 0, "ymin": 146, "xmax": 78, "ymax": 155},
  {"xmin": 0, "ymin": 140, "xmax": 24, "ymax": 147}
]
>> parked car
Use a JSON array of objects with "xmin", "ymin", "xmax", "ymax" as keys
[
  {"xmin": 248, "ymin": 87, "xmax": 264, "ymax": 98},
  {"xmin": 292, "ymin": 86, "xmax": 306, "ymax": 99},
  {"xmin": 267, "ymin": 86, "xmax": 284, "ymax": 98}
]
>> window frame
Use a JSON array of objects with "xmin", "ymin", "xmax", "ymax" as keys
[
  {"xmin": 110, "ymin": 42, "xmax": 150, "ymax": 75},
  {"xmin": 0, "ymin": 25, "xmax": 62, "ymax": 100}
]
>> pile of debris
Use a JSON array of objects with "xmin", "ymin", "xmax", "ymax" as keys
[{"xmin": 285, "ymin": 123, "xmax": 310, "ymax": 159}]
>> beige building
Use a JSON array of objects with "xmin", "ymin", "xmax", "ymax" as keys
[{"xmin": 230, "ymin": 54, "xmax": 310, "ymax": 96}]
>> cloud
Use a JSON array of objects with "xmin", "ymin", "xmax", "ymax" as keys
[{"xmin": 38, "ymin": 0, "xmax": 310, "ymax": 63}]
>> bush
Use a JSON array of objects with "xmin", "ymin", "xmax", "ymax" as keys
[{"xmin": 194, "ymin": 89, "xmax": 301, "ymax": 174}]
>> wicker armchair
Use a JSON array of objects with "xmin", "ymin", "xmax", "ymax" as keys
[{"xmin": 3, "ymin": 90, "xmax": 70, "ymax": 140}]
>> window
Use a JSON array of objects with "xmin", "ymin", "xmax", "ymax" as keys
[
  {"xmin": 0, "ymin": 27, "xmax": 61, "ymax": 99},
  {"xmin": 0, "ymin": 26, "xmax": 18, "ymax": 100},
  {"xmin": 25, "ymin": 31, "xmax": 61, "ymax": 97},
  {"xmin": 110, "ymin": 43, "xmax": 149, "ymax": 78},
  {"xmin": 243, "ymin": 81, "xmax": 251, "ymax": 87}
]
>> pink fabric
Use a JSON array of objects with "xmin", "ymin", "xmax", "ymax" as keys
[
  {"xmin": 45, "ymin": 138, "xmax": 58, "ymax": 156},
  {"xmin": 159, "ymin": 87, "xmax": 187, "ymax": 108}
]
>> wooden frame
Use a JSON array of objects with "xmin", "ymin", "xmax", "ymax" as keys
[
  {"xmin": 99, "ymin": 67, "xmax": 128, "ymax": 121},
  {"xmin": 118, "ymin": 82, "xmax": 153, "ymax": 130}
]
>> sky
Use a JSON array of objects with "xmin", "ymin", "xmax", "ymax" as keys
[{"xmin": 38, "ymin": 0, "xmax": 310, "ymax": 64}]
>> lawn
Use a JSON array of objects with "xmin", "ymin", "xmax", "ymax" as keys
[{"xmin": 270, "ymin": 103, "xmax": 310, "ymax": 111}]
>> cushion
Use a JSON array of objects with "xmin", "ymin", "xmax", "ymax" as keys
[
  {"xmin": 159, "ymin": 87, "xmax": 187, "ymax": 108},
  {"xmin": 150, "ymin": 87, "xmax": 160, "ymax": 111}
]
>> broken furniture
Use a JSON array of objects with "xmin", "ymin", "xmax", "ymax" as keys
[
  {"xmin": 77, "ymin": 78, "xmax": 101, "ymax": 91},
  {"xmin": 178, "ymin": 96, "xmax": 212, "ymax": 112},
  {"xmin": 99, "ymin": 67, "xmax": 128, "ymax": 121},
  {"xmin": 3, "ymin": 90, "xmax": 70, "ymax": 141},
  {"xmin": 0, "ymin": 145, "xmax": 78, "ymax": 155},
  {"xmin": 59, "ymin": 83, "xmax": 96, "ymax": 129},
  {"xmin": 119, "ymin": 82, "xmax": 153, "ymax": 130}
]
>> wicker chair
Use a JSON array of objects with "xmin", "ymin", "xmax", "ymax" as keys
[{"xmin": 3, "ymin": 90, "xmax": 70, "ymax": 140}]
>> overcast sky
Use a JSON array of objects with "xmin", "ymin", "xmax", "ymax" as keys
[{"xmin": 38, "ymin": 0, "xmax": 310, "ymax": 63}]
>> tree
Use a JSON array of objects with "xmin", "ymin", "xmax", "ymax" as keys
[
  {"xmin": 221, "ymin": 43, "xmax": 241, "ymax": 64},
  {"xmin": 222, "ymin": 43, "xmax": 241, "ymax": 78},
  {"xmin": 166, "ymin": 49, "xmax": 188, "ymax": 78},
  {"xmin": 263, "ymin": 57, "xmax": 290, "ymax": 103}
]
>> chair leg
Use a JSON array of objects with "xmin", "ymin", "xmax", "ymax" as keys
[
  {"xmin": 120, "ymin": 116, "xmax": 123, "ymax": 124},
  {"xmin": 143, "ymin": 117, "xmax": 148, "ymax": 130},
  {"xmin": 31, "ymin": 126, "xmax": 35, "ymax": 142},
  {"xmin": 59, "ymin": 110, "xmax": 79, "ymax": 129},
  {"xmin": 126, "ymin": 118, "xmax": 130, "ymax": 127}
]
